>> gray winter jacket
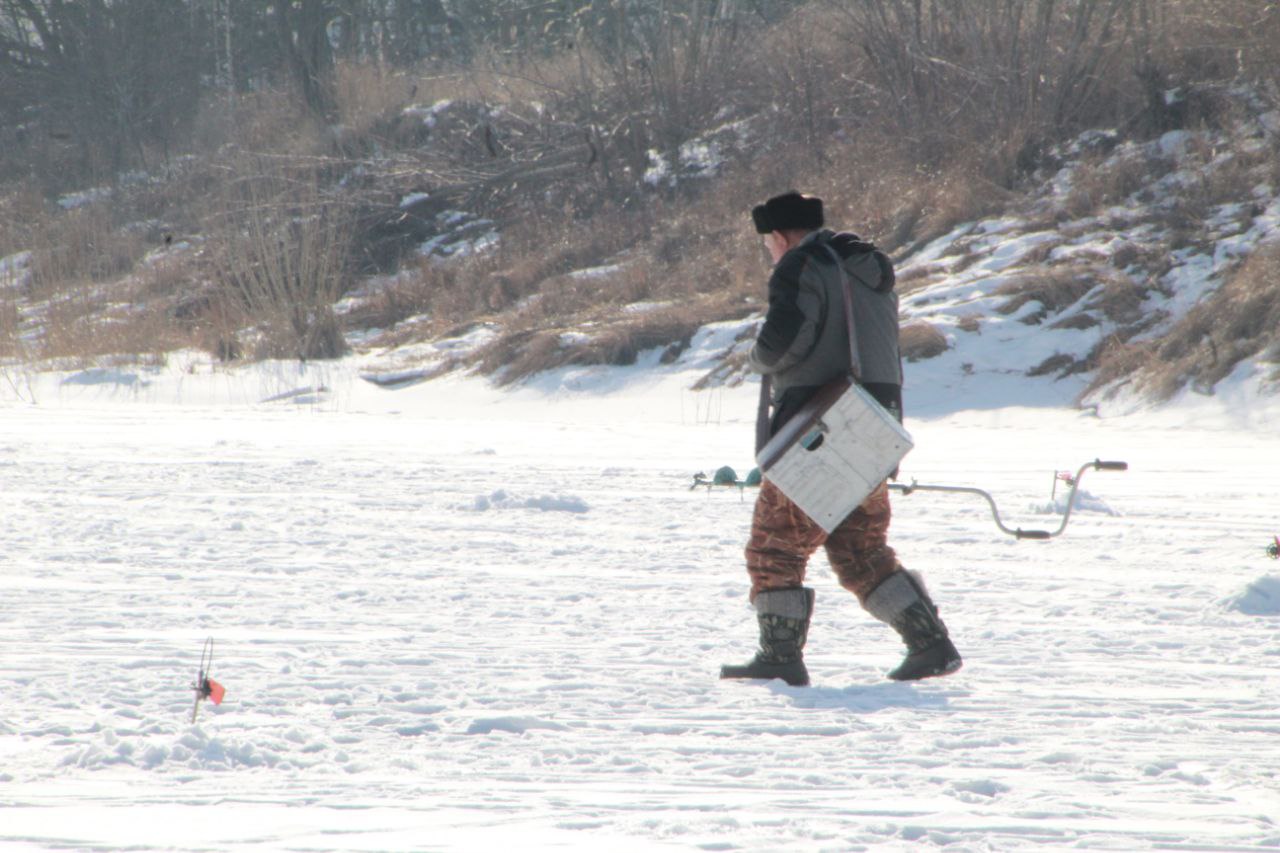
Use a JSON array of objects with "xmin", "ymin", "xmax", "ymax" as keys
[{"xmin": 749, "ymin": 229, "xmax": 902, "ymax": 435}]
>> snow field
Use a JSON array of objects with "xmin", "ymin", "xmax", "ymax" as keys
[{"xmin": 1, "ymin": 391, "xmax": 1277, "ymax": 851}]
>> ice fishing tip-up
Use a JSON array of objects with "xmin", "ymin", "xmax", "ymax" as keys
[{"xmin": 191, "ymin": 637, "xmax": 226, "ymax": 724}]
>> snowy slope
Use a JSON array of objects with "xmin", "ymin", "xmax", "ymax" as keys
[{"xmin": 894, "ymin": 122, "xmax": 1280, "ymax": 418}]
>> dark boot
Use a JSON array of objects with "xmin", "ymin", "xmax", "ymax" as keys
[
  {"xmin": 864, "ymin": 571, "xmax": 962, "ymax": 681},
  {"xmin": 720, "ymin": 587, "xmax": 815, "ymax": 687}
]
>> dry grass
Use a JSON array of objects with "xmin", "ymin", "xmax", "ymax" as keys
[
  {"xmin": 24, "ymin": 205, "xmax": 146, "ymax": 295},
  {"xmin": 995, "ymin": 268, "xmax": 1098, "ymax": 323},
  {"xmin": 900, "ymin": 323, "xmax": 950, "ymax": 362},
  {"xmin": 1163, "ymin": 130, "xmax": 1280, "ymax": 235},
  {"xmin": 342, "ymin": 269, "xmax": 445, "ymax": 337},
  {"xmin": 1084, "ymin": 273, "xmax": 1156, "ymax": 325},
  {"xmin": 1050, "ymin": 312, "xmax": 1101, "ymax": 331},
  {"xmin": 1084, "ymin": 336, "xmax": 1158, "ymax": 396},
  {"xmin": 762, "ymin": 134, "xmax": 1014, "ymax": 259},
  {"xmin": 1141, "ymin": 2, "xmax": 1280, "ymax": 108},
  {"xmin": 0, "ymin": 293, "xmax": 21, "ymax": 358},
  {"xmin": 332, "ymin": 63, "xmax": 420, "ymax": 142},
  {"xmin": 0, "ymin": 182, "xmax": 47, "ymax": 260},
  {"xmin": 476, "ymin": 293, "xmax": 752, "ymax": 385},
  {"xmin": 1143, "ymin": 242, "xmax": 1280, "ymax": 397},
  {"xmin": 189, "ymin": 89, "xmax": 329, "ymax": 160},
  {"xmin": 1061, "ymin": 146, "xmax": 1169, "ymax": 219},
  {"xmin": 39, "ymin": 299, "xmax": 189, "ymax": 364},
  {"xmin": 390, "ymin": 170, "xmax": 774, "ymax": 384},
  {"xmin": 1027, "ymin": 353, "xmax": 1081, "ymax": 378},
  {"xmin": 0, "ymin": 180, "xmax": 210, "ymax": 364},
  {"xmin": 21, "ymin": 264, "xmax": 200, "ymax": 365},
  {"xmin": 1082, "ymin": 241, "xmax": 1280, "ymax": 400},
  {"xmin": 458, "ymin": 216, "xmax": 761, "ymax": 384}
]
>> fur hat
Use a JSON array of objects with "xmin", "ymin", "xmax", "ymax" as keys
[{"xmin": 751, "ymin": 191, "xmax": 824, "ymax": 234}]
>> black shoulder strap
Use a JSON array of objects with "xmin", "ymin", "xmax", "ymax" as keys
[
  {"xmin": 755, "ymin": 374, "xmax": 772, "ymax": 455},
  {"xmin": 818, "ymin": 244, "xmax": 861, "ymax": 383}
]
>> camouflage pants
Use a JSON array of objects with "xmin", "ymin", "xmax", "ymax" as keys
[{"xmin": 745, "ymin": 479, "xmax": 901, "ymax": 604}]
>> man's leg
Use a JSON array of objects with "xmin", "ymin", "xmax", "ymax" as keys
[
  {"xmin": 722, "ymin": 480, "xmax": 825, "ymax": 686},
  {"xmin": 825, "ymin": 483, "xmax": 962, "ymax": 681},
  {"xmin": 823, "ymin": 482, "xmax": 900, "ymax": 601},
  {"xmin": 745, "ymin": 480, "xmax": 826, "ymax": 597}
]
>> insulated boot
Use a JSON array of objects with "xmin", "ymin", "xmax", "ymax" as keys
[
  {"xmin": 720, "ymin": 587, "xmax": 815, "ymax": 687},
  {"xmin": 864, "ymin": 571, "xmax": 962, "ymax": 681}
]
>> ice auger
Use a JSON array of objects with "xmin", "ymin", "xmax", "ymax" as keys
[{"xmin": 888, "ymin": 458, "xmax": 1128, "ymax": 540}]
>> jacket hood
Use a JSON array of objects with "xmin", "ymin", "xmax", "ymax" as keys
[{"xmin": 787, "ymin": 230, "xmax": 895, "ymax": 295}]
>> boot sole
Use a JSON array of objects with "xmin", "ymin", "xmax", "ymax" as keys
[
  {"xmin": 720, "ymin": 664, "xmax": 809, "ymax": 687},
  {"xmin": 888, "ymin": 656, "xmax": 963, "ymax": 681}
]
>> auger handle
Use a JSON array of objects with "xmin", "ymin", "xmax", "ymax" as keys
[{"xmin": 890, "ymin": 456, "xmax": 1128, "ymax": 541}]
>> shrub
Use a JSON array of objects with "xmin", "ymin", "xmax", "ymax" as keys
[
  {"xmin": 204, "ymin": 157, "xmax": 351, "ymax": 361},
  {"xmin": 995, "ymin": 269, "xmax": 1097, "ymax": 323},
  {"xmin": 900, "ymin": 322, "xmax": 950, "ymax": 362}
]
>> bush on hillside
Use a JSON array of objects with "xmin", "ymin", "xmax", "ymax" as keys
[{"xmin": 203, "ymin": 157, "xmax": 351, "ymax": 362}]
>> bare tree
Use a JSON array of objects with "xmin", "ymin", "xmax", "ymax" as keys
[
  {"xmin": 273, "ymin": 0, "xmax": 340, "ymax": 120},
  {"xmin": 825, "ymin": 0, "xmax": 1147, "ymax": 174},
  {"xmin": 0, "ymin": 0, "xmax": 203, "ymax": 183}
]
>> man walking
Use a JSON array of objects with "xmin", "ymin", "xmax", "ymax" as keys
[{"xmin": 720, "ymin": 191, "xmax": 962, "ymax": 687}]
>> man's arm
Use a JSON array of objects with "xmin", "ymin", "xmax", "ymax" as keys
[{"xmin": 748, "ymin": 252, "xmax": 821, "ymax": 375}]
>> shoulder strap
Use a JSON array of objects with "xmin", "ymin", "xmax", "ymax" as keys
[
  {"xmin": 755, "ymin": 374, "xmax": 771, "ymax": 455},
  {"xmin": 754, "ymin": 242, "xmax": 861, "ymax": 454},
  {"xmin": 818, "ymin": 244, "xmax": 861, "ymax": 382}
]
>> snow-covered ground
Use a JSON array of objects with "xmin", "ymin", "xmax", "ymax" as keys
[{"xmin": 2, "ymin": 346, "xmax": 1278, "ymax": 851}]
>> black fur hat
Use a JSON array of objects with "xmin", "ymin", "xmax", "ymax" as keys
[{"xmin": 751, "ymin": 191, "xmax": 824, "ymax": 234}]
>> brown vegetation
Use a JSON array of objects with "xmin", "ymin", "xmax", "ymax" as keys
[
  {"xmin": 900, "ymin": 323, "xmax": 950, "ymax": 362},
  {"xmin": 203, "ymin": 156, "xmax": 352, "ymax": 361},
  {"xmin": 1082, "ymin": 241, "xmax": 1280, "ymax": 400},
  {"xmin": 1149, "ymin": 243, "xmax": 1280, "ymax": 398},
  {"xmin": 995, "ymin": 269, "xmax": 1098, "ymax": 324},
  {"xmin": 0, "ymin": 0, "xmax": 1277, "ymax": 401}
]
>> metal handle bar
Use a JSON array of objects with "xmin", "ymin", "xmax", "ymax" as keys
[{"xmin": 888, "ymin": 458, "xmax": 1127, "ymax": 540}]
